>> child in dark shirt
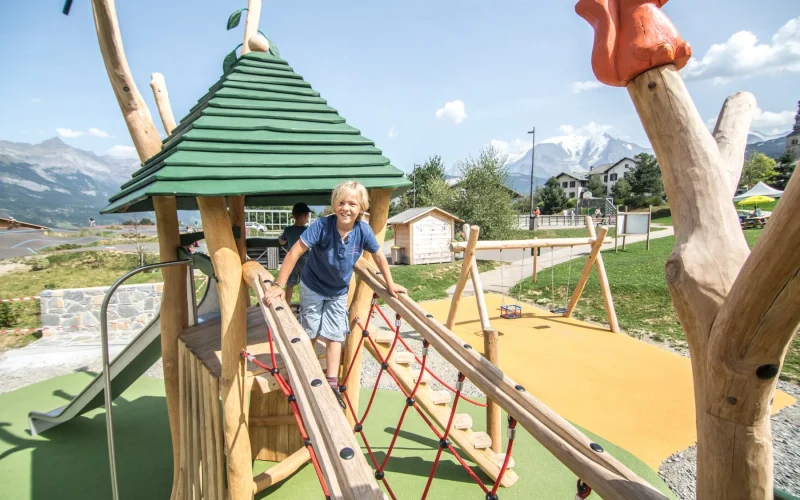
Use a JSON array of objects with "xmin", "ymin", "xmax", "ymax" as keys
[{"xmin": 278, "ymin": 203, "xmax": 311, "ymax": 303}]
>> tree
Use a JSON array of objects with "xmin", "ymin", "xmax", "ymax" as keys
[
  {"xmin": 739, "ymin": 152, "xmax": 777, "ymax": 190},
  {"xmin": 610, "ymin": 177, "xmax": 631, "ymax": 202},
  {"xmin": 772, "ymin": 150, "xmax": 796, "ymax": 190},
  {"xmin": 586, "ymin": 174, "xmax": 607, "ymax": 197},
  {"xmin": 626, "ymin": 153, "xmax": 664, "ymax": 199},
  {"xmin": 450, "ymin": 146, "xmax": 516, "ymax": 239},
  {"xmin": 512, "ymin": 186, "xmax": 544, "ymax": 214},
  {"xmin": 394, "ymin": 155, "xmax": 454, "ymax": 215},
  {"xmin": 540, "ymin": 177, "xmax": 569, "ymax": 214}
]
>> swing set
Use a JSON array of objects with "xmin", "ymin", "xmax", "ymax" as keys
[{"xmin": 448, "ymin": 218, "xmax": 620, "ymax": 334}]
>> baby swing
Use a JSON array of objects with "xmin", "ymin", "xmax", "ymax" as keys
[{"xmin": 499, "ymin": 248, "xmax": 524, "ymax": 319}]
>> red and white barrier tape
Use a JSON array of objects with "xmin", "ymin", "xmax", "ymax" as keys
[{"xmin": 0, "ymin": 296, "xmax": 40, "ymax": 303}]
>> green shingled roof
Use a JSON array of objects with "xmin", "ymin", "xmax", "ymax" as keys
[{"xmin": 102, "ymin": 51, "xmax": 410, "ymax": 213}]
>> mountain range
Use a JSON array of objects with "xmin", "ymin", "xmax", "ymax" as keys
[
  {"xmin": 0, "ymin": 138, "xmax": 141, "ymax": 227},
  {"xmin": 1, "ymin": 128, "xmax": 792, "ymax": 227}
]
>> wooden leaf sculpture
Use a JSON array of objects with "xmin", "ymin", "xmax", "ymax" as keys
[{"xmin": 575, "ymin": 0, "xmax": 692, "ymax": 87}]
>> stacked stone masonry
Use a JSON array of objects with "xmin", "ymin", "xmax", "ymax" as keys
[{"xmin": 40, "ymin": 283, "xmax": 163, "ymax": 342}]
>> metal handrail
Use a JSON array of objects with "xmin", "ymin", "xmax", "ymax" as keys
[{"xmin": 100, "ymin": 259, "xmax": 195, "ymax": 500}]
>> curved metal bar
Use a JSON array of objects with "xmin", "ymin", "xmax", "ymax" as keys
[{"xmin": 100, "ymin": 259, "xmax": 193, "ymax": 500}]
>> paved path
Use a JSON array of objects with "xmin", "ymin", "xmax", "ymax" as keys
[{"xmin": 448, "ymin": 225, "xmax": 675, "ymax": 296}]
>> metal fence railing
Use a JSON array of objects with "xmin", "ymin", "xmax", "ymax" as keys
[{"xmin": 244, "ymin": 209, "xmax": 318, "ymax": 238}]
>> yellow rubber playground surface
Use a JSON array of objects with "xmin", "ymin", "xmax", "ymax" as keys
[{"xmin": 424, "ymin": 294, "xmax": 796, "ymax": 469}]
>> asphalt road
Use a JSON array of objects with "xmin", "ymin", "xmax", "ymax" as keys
[{"xmin": 0, "ymin": 226, "xmax": 162, "ymax": 260}]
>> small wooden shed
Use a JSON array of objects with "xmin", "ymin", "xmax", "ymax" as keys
[{"xmin": 388, "ymin": 207, "xmax": 462, "ymax": 265}]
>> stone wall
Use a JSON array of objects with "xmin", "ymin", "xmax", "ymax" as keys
[{"xmin": 40, "ymin": 283, "xmax": 163, "ymax": 341}]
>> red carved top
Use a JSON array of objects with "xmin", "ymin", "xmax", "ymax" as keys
[{"xmin": 575, "ymin": 0, "xmax": 692, "ymax": 87}]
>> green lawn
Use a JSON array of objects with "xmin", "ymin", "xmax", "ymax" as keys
[
  {"xmin": 510, "ymin": 227, "xmax": 800, "ymax": 382},
  {"xmin": 651, "ymin": 199, "xmax": 781, "ymax": 228},
  {"xmin": 390, "ymin": 260, "xmax": 497, "ymax": 302}
]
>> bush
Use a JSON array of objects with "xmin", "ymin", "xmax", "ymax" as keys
[
  {"xmin": 139, "ymin": 217, "xmax": 154, "ymax": 225},
  {"xmin": 566, "ymin": 198, "xmax": 577, "ymax": 209},
  {"xmin": 29, "ymin": 256, "xmax": 50, "ymax": 271},
  {"xmin": 652, "ymin": 207, "xmax": 671, "ymax": 219},
  {"xmin": 646, "ymin": 195, "xmax": 665, "ymax": 207},
  {"xmin": 0, "ymin": 303, "xmax": 17, "ymax": 328}
]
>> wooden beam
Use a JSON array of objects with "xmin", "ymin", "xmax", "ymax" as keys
[
  {"xmin": 532, "ymin": 237, "xmax": 538, "ymax": 283},
  {"xmin": 463, "ymin": 224, "xmax": 491, "ymax": 332},
  {"xmin": 565, "ymin": 225, "xmax": 609, "ymax": 319},
  {"xmin": 228, "ymin": 196, "xmax": 247, "ymax": 264},
  {"xmin": 253, "ymin": 448, "xmax": 311, "ymax": 494},
  {"xmin": 243, "ymin": 261, "xmax": 383, "ymax": 500},
  {"xmin": 446, "ymin": 225, "xmax": 480, "ymax": 330},
  {"xmin": 483, "ymin": 328, "xmax": 501, "ymax": 453},
  {"xmin": 249, "ymin": 415, "xmax": 298, "ymax": 427},
  {"xmin": 584, "ymin": 218, "xmax": 619, "ymax": 332},
  {"xmin": 240, "ymin": 0, "xmax": 262, "ymax": 56},
  {"xmin": 354, "ymin": 259, "xmax": 666, "ymax": 500},
  {"xmin": 197, "ymin": 196, "xmax": 252, "ymax": 500},
  {"xmin": 149, "ymin": 72, "xmax": 177, "ymax": 136},
  {"xmin": 452, "ymin": 237, "xmax": 608, "ymax": 252},
  {"xmin": 88, "ymin": 3, "xmax": 186, "ymax": 497},
  {"xmin": 344, "ymin": 189, "xmax": 391, "ymax": 425},
  {"xmin": 712, "ymin": 92, "xmax": 758, "ymax": 197}
]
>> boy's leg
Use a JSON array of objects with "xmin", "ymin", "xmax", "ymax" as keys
[
  {"xmin": 299, "ymin": 281, "xmax": 324, "ymax": 342},
  {"xmin": 318, "ymin": 293, "xmax": 350, "ymax": 407}
]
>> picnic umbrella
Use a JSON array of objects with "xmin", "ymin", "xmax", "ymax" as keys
[{"xmin": 737, "ymin": 195, "xmax": 775, "ymax": 208}]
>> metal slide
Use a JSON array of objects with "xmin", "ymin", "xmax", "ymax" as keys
[{"xmin": 28, "ymin": 254, "xmax": 220, "ymax": 436}]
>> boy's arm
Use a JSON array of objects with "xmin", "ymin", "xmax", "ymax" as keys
[
  {"xmin": 264, "ymin": 240, "xmax": 308, "ymax": 304},
  {"xmin": 371, "ymin": 251, "xmax": 407, "ymax": 298}
]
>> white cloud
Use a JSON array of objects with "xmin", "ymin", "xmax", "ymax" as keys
[
  {"xmin": 435, "ymin": 100, "xmax": 467, "ymax": 124},
  {"xmin": 87, "ymin": 127, "xmax": 110, "ymax": 138},
  {"xmin": 388, "ymin": 126, "xmax": 398, "ymax": 138},
  {"xmin": 56, "ymin": 127, "xmax": 111, "ymax": 138},
  {"xmin": 56, "ymin": 128, "xmax": 84, "ymax": 138},
  {"xmin": 558, "ymin": 121, "xmax": 613, "ymax": 136},
  {"xmin": 570, "ymin": 80, "xmax": 603, "ymax": 93},
  {"xmin": 706, "ymin": 106, "xmax": 796, "ymax": 135},
  {"xmin": 106, "ymin": 145, "xmax": 138, "ymax": 158},
  {"xmin": 683, "ymin": 16, "xmax": 800, "ymax": 83}
]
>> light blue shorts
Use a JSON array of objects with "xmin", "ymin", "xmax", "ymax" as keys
[{"xmin": 299, "ymin": 281, "xmax": 349, "ymax": 342}]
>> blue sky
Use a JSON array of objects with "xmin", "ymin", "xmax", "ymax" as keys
[{"xmin": 1, "ymin": 0, "xmax": 798, "ymax": 172}]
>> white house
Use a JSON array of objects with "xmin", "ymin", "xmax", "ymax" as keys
[
  {"xmin": 554, "ymin": 171, "xmax": 589, "ymax": 200},
  {"xmin": 387, "ymin": 207, "xmax": 462, "ymax": 265},
  {"xmin": 588, "ymin": 157, "xmax": 636, "ymax": 195}
]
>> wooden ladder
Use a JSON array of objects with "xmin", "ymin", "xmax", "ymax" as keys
[{"xmin": 365, "ymin": 326, "xmax": 518, "ymax": 487}]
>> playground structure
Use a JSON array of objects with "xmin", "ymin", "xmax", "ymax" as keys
[{"xmin": 31, "ymin": 0, "xmax": 799, "ymax": 499}]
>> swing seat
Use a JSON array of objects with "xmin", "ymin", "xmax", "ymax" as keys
[
  {"xmin": 500, "ymin": 304, "xmax": 522, "ymax": 319},
  {"xmin": 550, "ymin": 307, "xmax": 568, "ymax": 315}
]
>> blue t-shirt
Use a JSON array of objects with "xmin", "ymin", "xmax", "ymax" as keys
[
  {"xmin": 280, "ymin": 225, "xmax": 308, "ymax": 265},
  {"xmin": 300, "ymin": 215, "xmax": 380, "ymax": 296}
]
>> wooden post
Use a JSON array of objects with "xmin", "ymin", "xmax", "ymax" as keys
[
  {"xmin": 615, "ymin": 205, "xmax": 620, "ymax": 253},
  {"xmin": 622, "ymin": 206, "xmax": 628, "ymax": 251},
  {"xmin": 87, "ymin": 2, "xmax": 187, "ymax": 497},
  {"xmin": 584, "ymin": 217, "xmax": 619, "ymax": 333},
  {"xmin": 344, "ymin": 189, "xmax": 391, "ymax": 424},
  {"xmin": 463, "ymin": 224, "xmax": 491, "ymax": 332},
  {"xmin": 565, "ymin": 225, "xmax": 609, "ymax": 318},
  {"xmin": 197, "ymin": 196, "xmax": 252, "ymax": 500},
  {"xmin": 240, "ymin": 0, "xmax": 262, "ymax": 56},
  {"xmin": 483, "ymin": 328, "xmax": 501, "ymax": 453},
  {"xmin": 532, "ymin": 237, "xmax": 538, "ymax": 283},
  {"xmin": 228, "ymin": 196, "xmax": 247, "ymax": 264},
  {"xmin": 646, "ymin": 205, "xmax": 652, "ymax": 251},
  {"xmin": 446, "ymin": 225, "xmax": 480, "ymax": 330},
  {"xmin": 149, "ymin": 73, "xmax": 177, "ymax": 135}
]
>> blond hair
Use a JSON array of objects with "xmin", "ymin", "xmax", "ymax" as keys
[{"xmin": 331, "ymin": 181, "xmax": 369, "ymax": 221}]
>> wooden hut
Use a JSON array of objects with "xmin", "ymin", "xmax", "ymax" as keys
[
  {"xmin": 387, "ymin": 207, "xmax": 462, "ymax": 265},
  {"xmin": 0, "ymin": 216, "xmax": 48, "ymax": 230},
  {"xmin": 90, "ymin": 1, "xmax": 409, "ymax": 496}
]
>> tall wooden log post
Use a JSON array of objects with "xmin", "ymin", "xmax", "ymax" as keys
[
  {"xmin": 576, "ymin": 1, "xmax": 800, "ymax": 495},
  {"xmin": 150, "ymin": 73, "xmax": 177, "ymax": 135},
  {"xmin": 197, "ymin": 197, "xmax": 253, "ymax": 500},
  {"xmin": 89, "ymin": 2, "xmax": 187, "ymax": 498},
  {"xmin": 344, "ymin": 189, "xmax": 391, "ymax": 424}
]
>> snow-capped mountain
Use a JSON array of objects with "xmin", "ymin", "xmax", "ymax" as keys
[
  {"xmin": 0, "ymin": 138, "xmax": 142, "ymax": 227},
  {"xmin": 747, "ymin": 130, "xmax": 790, "ymax": 145}
]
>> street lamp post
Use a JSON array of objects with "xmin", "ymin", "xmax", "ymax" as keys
[
  {"xmin": 412, "ymin": 163, "xmax": 419, "ymax": 208},
  {"xmin": 527, "ymin": 127, "xmax": 536, "ymax": 230}
]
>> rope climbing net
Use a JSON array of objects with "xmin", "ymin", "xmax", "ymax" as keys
[{"xmin": 244, "ymin": 294, "xmax": 595, "ymax": 499}]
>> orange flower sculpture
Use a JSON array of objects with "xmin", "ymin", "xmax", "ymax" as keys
[{"xmin": 575, "ymin": 0, "xmax": 692, "ymax": 87}]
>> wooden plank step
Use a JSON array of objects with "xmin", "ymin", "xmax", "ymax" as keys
[
  {"xmin": 412, "ymin": 370, "xmax": 432, "ymax": 385},
  {"xmin": 394, "ymin": 352, "xmax": 415, "ymax": 365},
  {"xmin": 374, "ymin": 330, "xmax": 395, "ymax": 344},
  {"xmin": 495, "ymin": 453, "xmax": 515, "ymax": 469},
  {"xmin": 453, "ymin": 414, "xmax": 473, "ymax": 431},
  {"xmin": 430, "ymin": 390, "xmax": 451, "ymax": 405},
  {"xmin": 470, "ymin": 431, "xmax": 492, "ymax": 450}
]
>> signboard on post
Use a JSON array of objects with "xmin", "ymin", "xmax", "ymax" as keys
[{"xmin": 615, "ymin": 206, "xmax": 653, "ymax": 252}]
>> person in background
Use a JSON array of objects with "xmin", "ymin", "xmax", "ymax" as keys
[
  {"xmin": 278, "ymin": 202, "xmax": 312, "ymax": 304},
  {"xmin": 264, "ymin": 182, "xmax": 406, "ymax": 408}
]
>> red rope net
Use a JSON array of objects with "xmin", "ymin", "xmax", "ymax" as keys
[{"xmin": 243, "ymin": 294, "xmax": 592, "ymax": 499}]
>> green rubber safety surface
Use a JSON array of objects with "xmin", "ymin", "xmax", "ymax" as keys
[
  {"xmin": 0, "ymin": 374, "xmax": 673, "ymax": 500},
  {"xmin": 102, "ymin": 50, "xmax": 409, "ymax": 214}
]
